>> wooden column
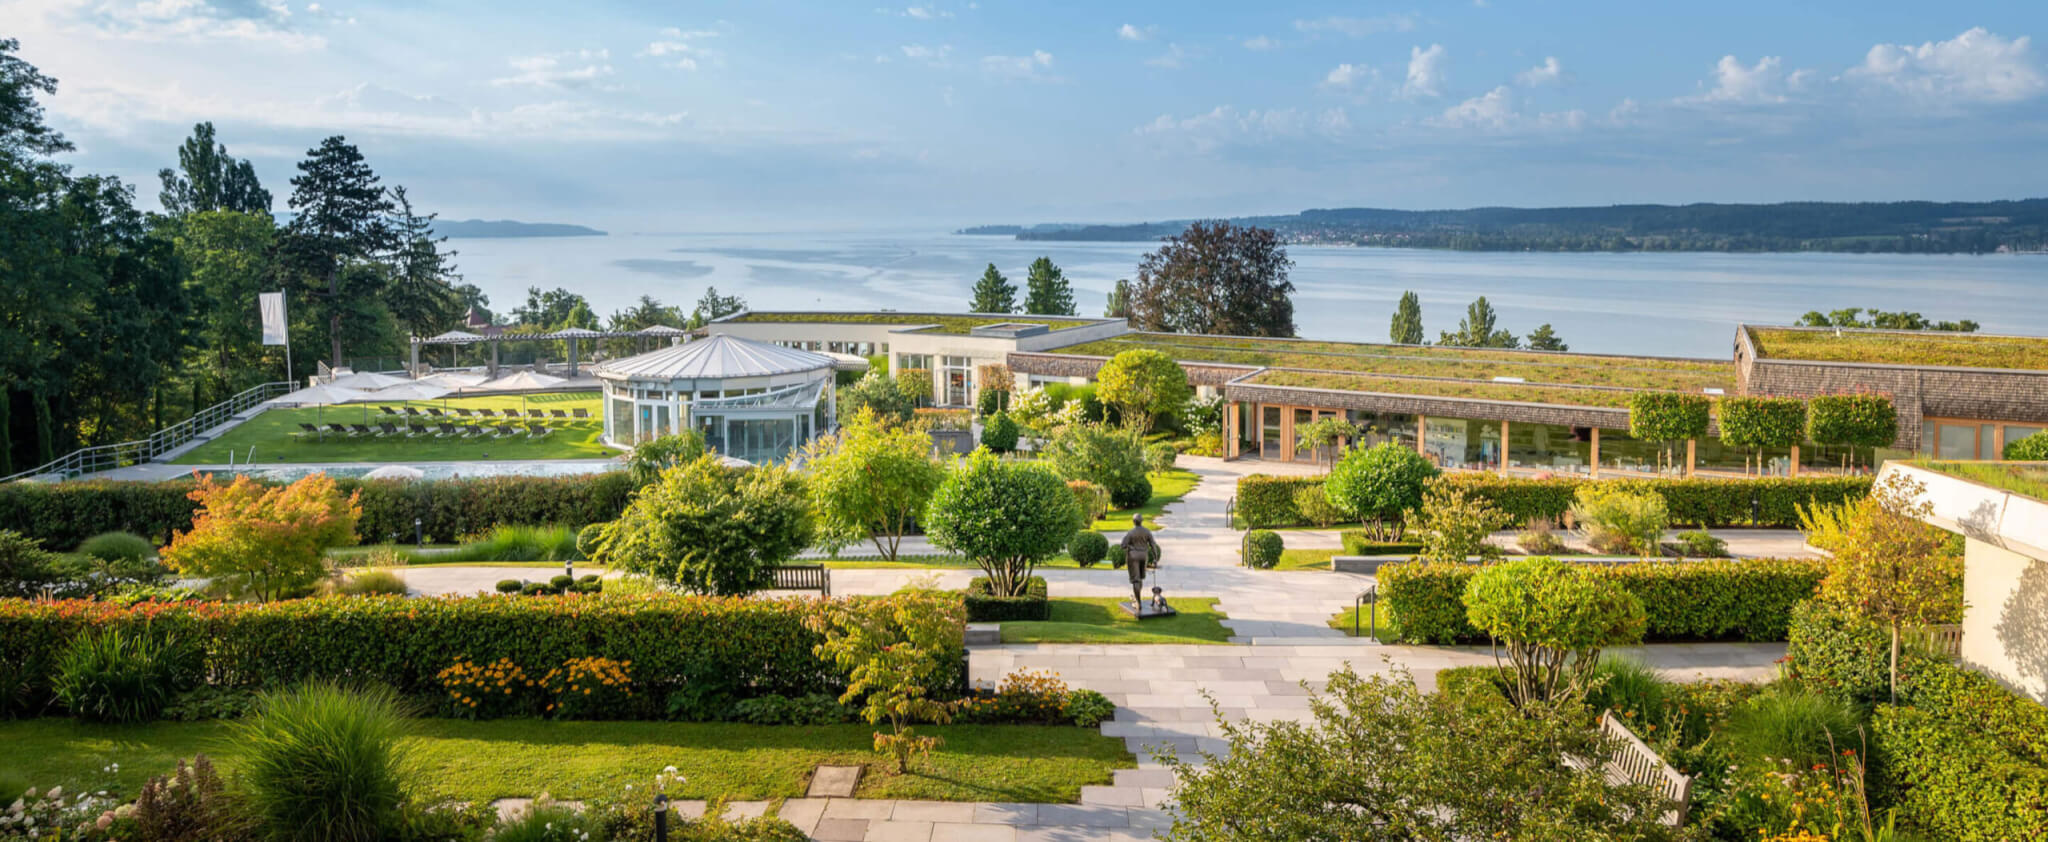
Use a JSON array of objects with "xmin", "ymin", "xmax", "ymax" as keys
[
  {"xmin": 1498, "ymin": 420, "xmax": 1511, "ymax": 474},
  {"xmin": 1225, "ymin": 403, "xmax": 1239, "ymax": 460},
  {"xmin": 1280, "ymin": 408, "xmax": 1296, "ymax": 463},
  {"xmin": 1789, "ymin": 444, "xmax": 1800, "ymax": 476},
  {"xmin": 1589, "ymin": 427, "xmax": 1601, "ymax": 478},
  {"xmin": 1685, "ymin": 439, "xmax": 1697, "ymax": 478},
  {"xmin": 1415, "ymin": 414, "xmax": 1429, "ymax": 462}
]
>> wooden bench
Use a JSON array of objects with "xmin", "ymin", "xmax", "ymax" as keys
[
  {"xmin": 1595, "ymin": 710, "xmax": 1692, "ymax": 826},
  {"xmin": 771, "ymin": 564, "xmax": 832, "ymax": 596}
]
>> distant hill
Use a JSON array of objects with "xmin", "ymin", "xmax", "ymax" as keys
[
  {"xmin": 979, "ymin": 199, "xmax": 2048, "ymax": 254},
  {"xmin": 953, "ymin": 222, "xmax": 1100, "ymax": 237},
  {"xmin": 431, "ymin": 219, "xmax": 606, "ymax": 238}
]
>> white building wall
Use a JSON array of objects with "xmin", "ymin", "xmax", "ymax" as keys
[{"xmin": 1961, "ymin": 537, "xmax": 2048, "ymax": 704}]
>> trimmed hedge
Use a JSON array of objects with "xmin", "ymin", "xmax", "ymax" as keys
[
  {"xmin": 1338, "ymin": 531, "xmax": 1423, "ymax": 556},
  {"xmin": 0, "ymin": 473, "xmax": 642, "ymax": 548},
  {"xmin": 1234, "ymin": 475, "xmax": 1327, "ymax": 527},
  {"xmin": 0, "ymin": 595, "xmax": 849, "ymax": 704},
  {"xmin": 965, "ymin": 576, "xmax": 1050, "ymax": 622},
  {"xmin": 1808, "ymin": 393, "xmax": 1898, "ymax": 449},
  {"xmin": 1428, "ymin": 472, "xmax": 1871, "ymax": 529},
  {"xmin": 1785, "ymin": 600, "xmax": 1894, "ymax": 705},
  {"xmin": 1627, "ymin": 392, "xmax": 1711, "ymax": 443},
  {"xmin": 1377, "ymin": 558, "xmax": 1826, "ymax": 644},
  {"xmin": 1872, "ymin": 704, "xmax": 2048, "ymax": 840},
  {"xmin": 1718, "ymin": 396, "xmax": 1807, "ymax": 450}
]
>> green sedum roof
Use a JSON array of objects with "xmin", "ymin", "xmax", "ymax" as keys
[
  {"xmin": 726, "ymin": 312, "xmax": 1096, "ymax": 335},
  {"xmin": 1750, "ymin": 326, "xmax": 2048, "ymax": 371},
  {"xmin": 1246, "ymin": 369, "xmax": 1638, "ymax": 409}
]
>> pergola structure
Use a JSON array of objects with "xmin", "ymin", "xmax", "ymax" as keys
[{"xmin": 410, "ymin": 324, "xmax": 694, "ymax": 378}]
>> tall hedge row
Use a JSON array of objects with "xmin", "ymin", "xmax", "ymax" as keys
[
  {"xmin": 0, "ymin": 472, "xmax": 642, "ymax": 548},
  {"xmin": 1872, "ymin": 705, "xmax": 2048, "ymax": 840},
  {"xmin": 0, "ymin": 594, "xmax": 860, "ymax": 703},
  {"xmin": 1233, "ymin": 472, "xmax": 1871, "ymax": 529},
  {"xmin": 1376, "ymin": 558, "xmax": 1827, "ymax": 644}
]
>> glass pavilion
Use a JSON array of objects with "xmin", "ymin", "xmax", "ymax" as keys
[{"xmin": 593, "ymin": 334, "xmax": 841, "ymax": 464}]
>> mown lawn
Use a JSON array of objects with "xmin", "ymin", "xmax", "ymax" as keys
[
  {"xmin": 820, "ymin": 554, "xmax": 1117, "ymax": 571},
  {"xmin": 1090, "ymin": 469, "xmax": 1200, "ymax": 533},
  {"xmin": 1327, "ymin": 605, "xmax": 1402, "ymax": 642},
  {"xmin": 0, "ymin": 718, "xmax": 1133, "ymax": 804},
  {"xmin": 1274, "ymin": 548, "xmax": 1337, "ymax": 571},
  {"xmin": 1002, "ymin": 597, "xmax": 1231, "ymax": 645},
  {"xmin": 172, "ymin": 392, "xmax": 610, "ymax": 464}
]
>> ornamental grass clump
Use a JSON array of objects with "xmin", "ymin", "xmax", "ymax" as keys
[
  {"xmin": 53, "ymin": 628, "xmax": 196, "ymax": 723},
  {"xmin": 230, "ymin": 681, "xmax": 412, "ymax": 842},
  {"xmin": 1462, "ymin": 557, "xmax": 1647, "ymax": 710}
]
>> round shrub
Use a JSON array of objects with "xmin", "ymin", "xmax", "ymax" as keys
[
  {"xmin": 1724, "ymin": 686, "xmax": 1863, "ymax": 769},
  {"xmin": 2006, "ymin": 430, "xmax": 2048, "ymax": 461},
  {"xmin": 924, "ymin": 450, "xmax": 1081, "ymax": 597},
  {"xmin": 1243, "ymin": 530, "xmax": 1283, "ymax": 569},
  {"xmin": 495, "ymin": 579, "xmax": 523, "ymax": 594},
  {"xmin": 980, "ymin": 411, "xmax": 1020, "ymax": 453},
  {"xmin": 1325, "ymin": 442, "xmax": 1440, "ymax": 536},
  {"xmin": 77, "ymin": 531, "xmax": 154, "ymax": 564},
  {"xmin": 53, "ymin": 629, "xmax": 195, "ymax": 723},
  {"xmin": 232, "ymin": 681, "xmax": 412, "ymax": 842},
  {"xmin": 520, "ymin": 582, "xmax": 554, "ymax": 596},
  {"xmin": 549, "ymin": 574, "xmax": 574, "ymax": 590},
  {"xmin": 1068, "ymin": 530, "xmax": 1109, "ymax": 568},
  {"xmin": 1066, "ymin": 689, "xmax": 1115, "ymax": 727},
  {"xmin": 1144, "ymin": 442, "xmax": 1178, "ymax": 475},
  {"xmin": 1110, "ymin": 475, "xmax": 1152, "ymax": 510}
]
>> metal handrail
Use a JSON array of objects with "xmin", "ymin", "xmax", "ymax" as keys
[{"xmin": 0, "ymin": 381, "xmax": 294, "ymax": 483}]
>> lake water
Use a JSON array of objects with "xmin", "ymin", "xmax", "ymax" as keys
[{"xmin": 449, "ymin": 229, "xmax": 2044, "ymax": 359}]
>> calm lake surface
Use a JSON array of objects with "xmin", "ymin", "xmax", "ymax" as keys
[{"xmin": 449, "ymin": 229, "xmax": 2045, "ymax": 359}]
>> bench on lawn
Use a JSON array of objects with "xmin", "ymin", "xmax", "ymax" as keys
[{"xmin": 771, "ymin": 564, "xmax": 832, "ymax": 596}]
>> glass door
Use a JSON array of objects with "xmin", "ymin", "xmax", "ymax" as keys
[{"xmin": 1261, "ymin": 406, "xmax": 1283, "ymax": 459}]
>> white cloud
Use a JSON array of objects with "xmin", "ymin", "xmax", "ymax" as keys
[
  {"xmin": 1516, "ymin": 56, "xmax": 1562, "ymax": 87},
  {"xmin": 493, "ymin": 49, "xmax": 617, "ymax": 88},
  {"xmin": 900, "ymin": 43, "xmax": 951, "ymax": 61},
  {"xmin": 642, "ymin": 27, "xmax": 721, "ymax": 71},
  {"xmin": 1849, "ymin": 27, "xmax": 2045, "ymax": 104},
  {"xmin": 1135, "ymin": 104, "xmax": 1351, "ymax": 152},
  {"xmin": 902, "ymin": 5, "xmax": 951, "ymax": 20},
  {"xmin": 1429, "ymin": 85, "xmax": 1585, "ymax": 132},
  {"xmin": 25, "ymin": 0, "xmax": 328, "ymax": 50},
  {"xmin": 1117, "ymin": 23, "xmax": 1153, "ymax": 42},
  {"xmin": 1691, "ymin": 55, "xmax": 1796, "ymax": 104},
  {"xmin": 1242, "ymin": 35, "xmax": 1277, "ymax": 51},
  {"xmin": 1293, "ymin": 15, "xmax": 1417, "ymax": 38},
  {"xmin": 1323, "ymin": 63, "xmax": 1378, "ymax": 89},
  {"xmin": 1403, "ymin": 44, "xmax": 1447, "ymax": 97},
  {"xmin": 1147, "ymin": 43, "xmax": 1195, "ymax": 70},
  {"xmin": 981, "ymin": 50, "xmax": 1053, "ymax": 79}
]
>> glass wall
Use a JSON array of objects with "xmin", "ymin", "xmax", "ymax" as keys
[
  {"xmin": 1260, "ymin": 406, "xmax": 1283, "ymax": 459},
  {"xmin": 1597, "ymin": 428, "xmax": 1685, "ymax": 477},
  {"xmin": 1504, "ymin": 422, "xmax": 1595, "ymax": 475},
  {"xmin": 1422, "ymin": 417, "xmax": 1504, "ymax": 471},
  {"xmin": 1344, "ymin": 410, "xmax": 1418, "ymax": 451},
  {"xmin": 728, "ymin": 418, "xmax": 798, "ymax": 464},
  {"xmin": 1922, "ymin": 419, "xmax": 2047, "ymax": 461}
]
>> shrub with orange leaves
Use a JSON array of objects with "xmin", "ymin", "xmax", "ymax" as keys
[
  {"xmin": 159, "ymin": 473, "xmax": 360, "ymax": 602},
  {"xmin": 541, "ymin": 656, "xmax": 636, "ymax": 719},
  {"xmin": 437, "ymin": 657, "xmax": 534, "ymax": 719}
]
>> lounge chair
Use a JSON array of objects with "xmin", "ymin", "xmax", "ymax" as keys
[
  {"xmin": 473, "ymin": 408, "xmax": 498, "ymax": 419},
  {"xmin": 497, "ymin": 424, "xmax": 522, "ymax": 437},
  {"xmin": 549, "ymin": 409, "xmax": 569, "ymax": 420},
  {"xmin": 453, "ymin": 408, "xmax": 475, "ymax": 418},
  {"xmin": 404, "ymin": 407, "xmax": 424, "ymax": 417},
  {"xmin": 527, "ymin": 409, "xmax": 545, "ymax": 419},
  {"xmin": 296, "ymin": 422, "xmax": 323, "ymax": 439},
  {"xmin": 571, "ymin": 408, "xmax": 590, "ymax": 420},
  {"xmin": 426, "ymin": 407, "xmax": 447, "ymax": 418},
  {"xmin": 527, "ymin": 423, "xmax": 551, "ymax": 439},
  {"xmin": 435, "ymin": 423, "xmax": 459, "ymax": 437},
  {"xmin": 377, "ymin": 422, "xmax": 403, "ymax": 436},
  {"xmin": 378, "ymin": 405, "xmax": 400, "ymax": 416},
  {"xmin": 349, "ymin": 424, "xmax": 376, "ymax": 436},
  {"xmin": 325, "ymin": 423, "xmax": 352, "ymax": 436}
]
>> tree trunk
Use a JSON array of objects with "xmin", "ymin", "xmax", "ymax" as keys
[
  {"xmin": 328, "ymin": 264, "xmax": 344, "ymax": 368},
  {"xmin": 1889, "ymin": 622, "xmax": 1901, "ymax": 704},
  {"xmin": 33, "ymin": 391, "xmax": 55, "ymax": 465}
]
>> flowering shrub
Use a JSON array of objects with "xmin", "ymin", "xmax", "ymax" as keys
[
  {"xmin": 437, "ymin": 657, "xmax": 534, "ymax": 719},
  {"xmin": 955, "ymin": 670, "xmax": 1115, "ymax": 727},
  {"xmin": 543, "ymin": 656, "xmax": 636, "ymax": 719}
]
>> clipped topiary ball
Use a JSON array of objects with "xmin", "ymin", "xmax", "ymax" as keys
[
  {"xmin": 1243, "ymin": 530, "xmax": 1284, "ymax": 569},
  {"xmin": 495, "ymin": 579, "xmax": 523, "ymax": 594},
  {"xmin": 549, "ymin": 574, "xmax": 574, "ymax": 590},
  {"xmin": 1110, "ymin": 475, "xmax": 1152, "ymax": 509},
  {"xmin": 1068, "ymin": 530, "xmax": 1109, "ymax": 568}
]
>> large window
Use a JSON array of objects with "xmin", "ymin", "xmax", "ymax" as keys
[
  {"xmin": 941, "ymin": 356, "xmax": 974, "ymax": 407},
  {"xmin": 1922, "ymin": 418, "xmax": 2047, "ymax": 461}
]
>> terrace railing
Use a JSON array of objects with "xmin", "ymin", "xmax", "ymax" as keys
[{"xmin": 0, "ymin": 381, "xmax": 295, "ymax": 483}]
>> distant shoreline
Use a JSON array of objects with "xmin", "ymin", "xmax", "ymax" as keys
[{"xmin": 434, "ymin": 219, "xmax": 607, "ymax": 239}]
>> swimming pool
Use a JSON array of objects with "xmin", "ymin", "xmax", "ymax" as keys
[{"xmin": 206, "ymin": 460, "xmax": 621, "ymax": 483}]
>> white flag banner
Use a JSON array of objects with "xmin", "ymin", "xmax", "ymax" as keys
[{"xmin": 259, "ymin": 292, "xmax": 288, "ymax": 346}]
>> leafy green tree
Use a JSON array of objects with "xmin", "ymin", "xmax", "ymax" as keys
[
  {"xmin": 810, "ymin": 587, "xmax": 965, "ymax": 772},
  {"xmin": 836, "ymin": 371, "xmax": 915, "ymax": 425},
  {"xmin": 2007, "ymin": 431, "xmax": 2048, "ymax": 460},
  {"xmin": 1807, "ymin": 393, "xmax": 1897, "ymax": 470},
  {"xmin": 282, "ymin": 136, "xmax": 396, "ymax": 367},
  {"xmin": 1818, "ymin": 471, "xmax": 1956, "ymax": 701},
  {"xmin": 623, "ymin": 429, "xmax": 708, "ymax": 483},
  {"xmin": 1437, "ymin": 296, "xmax": 1519, "ymax": 348},
  {"xmin": 171, "ymin": 210, "xmax": 280, "ymax": 402},
  {"xmin": 1042, "ymin": 423, "xmax": 1150, "ymax": 510},
  {"xmin": 1463, "ymin": 557, "xmax": 1647, "ymax": 709},
  {"xmin": 1163, "ymin": 666, "xmax": 1684, "ymax": 841},
  {"xmin": 1094, "ymin": 349, "xmax": 1191, "ymax": 433},
  {"xmin": 593, "ymin": 453, "xmax": 814, "ymax": 596},
  {"xmin": 1324, "ymin": 442, "xmax": 1439, "ymax": 540},
  {"xmin": 511, "ymin": 286, "xmax": 590, "ymax": 327},
  {"xmin": 1105, "ymin": 278, "xmax": 1133, "ymax": 320},
  {"xmin": 924, "ymin": 450, "xmax": 1080, "ymax": 596},
  {"xmin": 0, "ymin": 38, "xmax": 70, "ymax": 162},
  {"xmin": 689, "ymin": 286, "xmax": 746, "ymax": 327},
  {"xmin": 157, "ymin": 122, "xmax": 270, "ymax": 215},
  {"xmin": 1389, "ymin": 291, "xmax": 1423, "ymax": 344},
  {"xmin": 1022, "ymin": 257, "xmax": 1076, "ymax": 315},
  {"xmin": 1797, "ymin": 307, "xmax": 1978, "ymax": 333},
  {"xmin": 382, "ymin": 186, "xmax": 459, "ymax": 340},
  {"xmin": 1131, "ymin": 221, "xmax": 1295, "ymax": 337},
  {"xmin": 969, "ymin": 263, "xmax": 1017, "ymax": 313},
  {"xmin": 803, "ymin": 408, "xmax": 946, "ymax": 560},
  {"xmin": 1524, "ymin": 323, "xmax": 1567, "ymax": 351},
  {"xmin": 1627, "ymin": 392, "xmax": 1711, "ymax": 474},
  {"xmin": 1719, "ymin": 396, "xmax": 1806, "ymax": 474}
]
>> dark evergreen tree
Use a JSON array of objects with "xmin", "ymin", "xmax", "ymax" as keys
[
  {"xmin": 969, "ymin": 263, "xmax": 1017, "ymax": 313},
  {"xmin": 1525, "ymin": 323, "xmax": 1568, "ymax": 352},
  {"xmin": 689, "ymin": 286, "xmax": 746, "ymax": 327},
  {"xmin": 1438, "ymin": 296, "xmax": 1519, "ymax": 348},
  {"xmin": 1130, "ymin": 222, "xmax": 1295, "ymax": 337},
  {"xmin": 282, "ymin": 136, "xmax": 395, "ymax": 367},
  {"xmin": 1022, "ymin": 257, "xmax": 1076, "ymax": 315},
  {"xmin": 1105, "ymin": 278, "xmax": 1133, "ymax": 321},
  {"xmin": 383, "ymin": 186, "xmax": 459, "ymax": 340}
]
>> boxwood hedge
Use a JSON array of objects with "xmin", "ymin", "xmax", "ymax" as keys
[
  {"xmin": 1234, "ymin": 474, "xmax": 1328, "ymax": 528},
  {"xmin": 1376, "ymin": 557, "xmax": 1827, "ymax": 644},
  {"xmin": 0, "ymin": 472, "xmax": 642, "ymax": 549},
  {"xmin": 965, "ymin": 575, "xmax": 1050, "ymax": 622}
]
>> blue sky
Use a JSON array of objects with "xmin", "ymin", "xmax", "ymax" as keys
[{"xmin": 9, "ymin": 0, "xmax": 2047, "ymax": 228}]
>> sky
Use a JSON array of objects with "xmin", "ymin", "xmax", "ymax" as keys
[{"xmin": 8, "ymin": 0, "xmax": 2048, "ymax": 230}]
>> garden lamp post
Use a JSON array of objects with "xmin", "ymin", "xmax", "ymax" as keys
[
  {"xmin": 653, "ymin": 793, "xmax": 669, "ymax": 842},
  {"xmin": 1355, "ymin": 585, "xmax": 1378, "ymax": 639},
  {"xmin": 414, "ymin": 517, "xmax": 423, "ymax": 549}
]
